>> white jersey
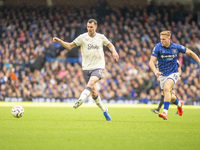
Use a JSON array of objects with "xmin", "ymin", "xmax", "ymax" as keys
[{"xmin": 73, "ymin": 33, "xmax": 110, "ymax": 70}]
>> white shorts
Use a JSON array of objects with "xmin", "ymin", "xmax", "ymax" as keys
[{"xmin": 159, "ymin": 72, "xmax": 180, "ymax": 90}]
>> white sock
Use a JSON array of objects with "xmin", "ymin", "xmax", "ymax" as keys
[
  {"xmin": 78, "ymin": 89, "xmax": 91, "ymax": 102},
  {"xmin": 177, "ymin": 101, "xmax": 181, "ymax": 108},
  {"xmin": 94, "ymin": 95, "xmax": 106, "ymax": 112},
  {"xmin": 163, "ymin": 109, "xmax": 168, "ymax": 114}
]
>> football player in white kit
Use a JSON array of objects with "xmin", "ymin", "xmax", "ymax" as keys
[{"xmin": 53, "ymin": 19, "xmax": 119, "ymax": 121}]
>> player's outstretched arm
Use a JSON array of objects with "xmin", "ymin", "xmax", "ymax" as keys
[
  {"xmin": 185, "ymin": 48, "xmax": 200, "ymax": 65},
  {"xmin": 107, "ymin": 43, "xmax": 119, "ymax": 61},
  {"xmin": 149, "ymin": 56, "xmax": 163, "ymax": 78},
  {"xmin": 53, "ymin": 37, "xmax": 76, "ymax": 50}
]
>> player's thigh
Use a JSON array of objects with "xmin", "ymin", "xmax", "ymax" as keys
[
  {"xmin": 87, "ymin": 76, "xmax": 99, "ymax": 87},
  {"xmin": 163, "ymin": 79, "xmax": 174, "ymax": 92},
  {"xmin": 87, "ymin": 68, "xmax": 103, "ymax": 87}
]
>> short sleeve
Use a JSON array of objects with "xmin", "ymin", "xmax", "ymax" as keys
[
  {"xmin": 176, "ymin": 44, "xmax": 186, "ymax": 53},
  {"xmin": 102, "ymin": 35, "xmax": 110, "ymax": 46},
  {"xmin": 151, "ymin": 45, "xmax": 159, "ymax": 57},
  {"xmin": 73, "ymin": 35, "xmax": 83, "ymax": 46}
]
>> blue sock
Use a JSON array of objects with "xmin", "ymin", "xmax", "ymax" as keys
[
  {"xmin": 164, "ymin": 101, "xmax": 170, "ymax": 110},
  {"xmin": 173, "ymin": 99, "xmax": 179, "ymax": 105}
]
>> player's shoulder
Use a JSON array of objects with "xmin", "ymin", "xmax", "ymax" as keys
[
  {"xmin": 170, "ymin": 42, "xmax": 178, "ymax": 47},
  {"xmin": 79, "ymin": 33, "xmax": 88, "ymax": 37},
  {"xmin": 75, "ymin": 33, "xmax": 88, "ymax": 41},
  {"xmin": 170, "ymin": 42, "xmax": 181, "ymax": 48},
  {"xmin": 96, "ymin": 33, "xmax": 106, "ymax": 38},
  {"xmin": 170, "ymin": 42, "xmax": 186, "ymax": 50},
  {"xmin": 154, "ymin": 42, "xmax": 162, "ymax": 50},
  {"xmin": 154, "ymin": 42, "xmax": 161, "ymax": 47},
  {"xmin": 95, "ymin": 33, "xmax": 109, "ymax": 41}
]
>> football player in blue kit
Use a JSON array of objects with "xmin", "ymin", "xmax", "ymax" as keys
[
  {"xmin": 151, "ymin": 60, "xmax": 182, "ymax": 114},
  {"xmin": 149, "ymin": 31, "xmax": 200, "ymax": 120}
]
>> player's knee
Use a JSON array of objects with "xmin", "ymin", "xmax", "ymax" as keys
[
  {"xmin": 163, "ymin": 86, "xmax": 171, "ymax": 93},
  {"xmin": 87, "ymin": 81, "xmax": 95, "ymax": 88}
]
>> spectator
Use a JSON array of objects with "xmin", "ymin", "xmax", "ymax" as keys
[{"xmin": 0, "ymin": 3, "xmax": 199, "ymax": 105}]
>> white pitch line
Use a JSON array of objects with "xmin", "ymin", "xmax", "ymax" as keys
[{"xmin": 1, "ymin": 102, "xmax": 200, "ymax": 109}]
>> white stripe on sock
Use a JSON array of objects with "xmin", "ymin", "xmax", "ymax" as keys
[
  {"xmin": 163, "ymin": 109, "xmax": 168, "ymax": 114},
  {"xmin": 94, "ymin": 96, "xmax": 106, "ymax": 112},
  {"xmin": 177, "ymin": 101, "xmax": 181, "ymax": 108},
  {"xmin": 78, "ymin": 89, "xmax": 91, "ymax": 101}
]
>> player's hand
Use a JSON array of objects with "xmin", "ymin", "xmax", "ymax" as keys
[
  {"xmin": 112, "ymin": 51, "xmax": 119, "ymax": 61},
  {"xmin": 154, "ymin": 71, "xmax": 163, "ymax": 78},
  {"xmin": 157, "ymin": 77, "xmax": 160, "ymax": 82},
  {"xmin": 53, "ymin": 37, "xmax": 61, "ymax": 43}
]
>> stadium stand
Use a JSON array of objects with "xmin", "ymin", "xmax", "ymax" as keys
[{"xmin": 0, "ymin": 1, "xmax": 199, "ymax": 105}]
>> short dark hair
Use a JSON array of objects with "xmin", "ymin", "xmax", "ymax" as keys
[{"xmin": 87, "ymin": 19, "xmax": 97, "ymax": 25}]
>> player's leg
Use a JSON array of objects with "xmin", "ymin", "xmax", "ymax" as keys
[
  {"xmin": 151, "ymin": 91, "xmax": 164, "ymax": 114},
  {"xmin": 158, "ymin": 79, "xmax": 174, "ymax": 120},
  {"xmin": 171, "ymin": 91, "xmax": 183, "ymax": 116},
  {"xmin": 152, "ymin": 76, "xmax": 165, "ymax": 114},
  {"xmin": 91, "ymin": 85, "xmax": 106, "ymax": 112},
  {"xmin": 157, "ymin": 91, "xmax": 164, "ymax": 111},
  {"xmin": 73, "ymin": 76, "xmax": 99, "ymax": 109},
  {"xmin": 91, "ymin": 85, "xmax": 111, "ymax": 121}
]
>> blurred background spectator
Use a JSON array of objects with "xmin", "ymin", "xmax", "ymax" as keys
[{"xmin": 0, "ymin": 1, "xmax": 199, "ymax": 105}]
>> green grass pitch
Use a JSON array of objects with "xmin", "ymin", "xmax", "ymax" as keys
[{"xmin": 0, "ymin": 102, "xmax": 200, "ymax": 150}]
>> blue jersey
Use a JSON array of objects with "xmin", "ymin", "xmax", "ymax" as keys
[{"xmin": 152, "ymin": 42, "xmax": 186, "ymax": 76}]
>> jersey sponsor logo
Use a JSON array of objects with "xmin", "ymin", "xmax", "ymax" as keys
[
  {"xmin": 88, "ymin": 44, "xmax": 99, "ymax": 50},
  {"xmin": 166, "ymin": 58, "xmax": 174, "ymax": 60},
  {"xmin": 161, "ymin": 54, "xmax": 177, "ymax": 59}
]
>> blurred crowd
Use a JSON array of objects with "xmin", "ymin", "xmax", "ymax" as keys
[{"xmin": 0, "ymin": 2, "xmax": 200, "ymax": 104}]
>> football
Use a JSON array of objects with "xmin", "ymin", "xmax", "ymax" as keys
[{"xmin": 11, "ymin": 105, "xmax": 24, "ymax": 118}]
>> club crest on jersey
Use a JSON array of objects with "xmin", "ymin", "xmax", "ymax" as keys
[
  {"xmin": 172, "ymin": 49, "xmax": 177, "ymax": 54},
  {"xmin": 162, "ymin": 50, "xmax": 165, "ymax": 53}
]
